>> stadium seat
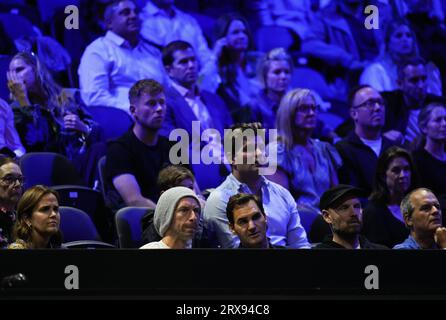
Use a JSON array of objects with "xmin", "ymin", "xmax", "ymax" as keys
[
  {"xmin": 59, "ymin": 206, "xmax": 114, "ymax": 248},
  {"xmin": 19, "ymin": 152, "xmax": 85, "ymax": 190},
  {"xmin": 115, "ymin": 207, "xmax": 149, "ymax": 248},
  {"xmin": 88, "ymin": 106, "xmax": 133, "ymax": 142},
  {"xmin": 0, "ymin": 12, "xmax": 39, "ymax": 40},
  {"xmin": 291, "ymin": 66, "xmax": 332, "ymax": 99},
  {"xmin": 0, "ymin": 55, "xmax": 11, "ymax": 101},
  {"xmin": 255, "ymin": 25, "xmax": 300, "ymax": 53},
  {"xmin": 52, "ymin": 185, "xmax": 113, "ymax": 243}
]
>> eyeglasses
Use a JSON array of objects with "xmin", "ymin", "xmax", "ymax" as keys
[
  {"xmin": 296, "ymin": 104, "xmax": 319, "ymax": 114},
  {"xmin": 0, "ymin": 174, "xmax": 25, "ymax": 185},
  {"xmin": 352, "ymin": 98, "xmax": 385, "ymax": 110}
]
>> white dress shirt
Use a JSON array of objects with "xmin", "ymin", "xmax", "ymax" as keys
[
  {"xmin": 78, "ymin": 31, "xmax": 166, "ymax": 113},
  {"xmin": 140, "ymin": 2, "xmax": 219, "ymax": 92},
  {"xmin": 0, "ymin": 99, "xmax": 25, "ymax": 157}
]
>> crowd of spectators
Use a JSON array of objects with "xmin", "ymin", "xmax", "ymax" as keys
[{"xmin": 2, "ymin": 0, "xmax": 446, "ymax": 250}]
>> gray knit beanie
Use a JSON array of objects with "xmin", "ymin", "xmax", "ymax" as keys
[{"xmin": 154, "ymin": 186, "xmax": 201, "ymax": 237}]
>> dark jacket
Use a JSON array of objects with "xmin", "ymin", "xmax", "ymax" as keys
[
  {"xmin": 314, "ymin": 235, "xmax": 388, "ymax": 249},
  {"xmin": 362, "ymin": 199, "xmax": 409, "ymax": 248},
  {"xmin": 335, "ymin": 131, "xmax": 398, "ymax": 195},
  {"xmin": 159, "ymin": 85, "xmax": 233, "ymax": 141},
  {"xmin": 381, "ymin": 90, "xmax": 446, "ymax": 134}
]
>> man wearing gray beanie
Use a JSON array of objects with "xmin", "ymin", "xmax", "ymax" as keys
[{"xmin": 140, "ymin": 186, "xmax": 201, "ymax": 249}]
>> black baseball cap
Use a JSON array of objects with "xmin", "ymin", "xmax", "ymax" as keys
[{"xmin": 319, "ymin": 184, "xmax": 366, "ymax": 211}]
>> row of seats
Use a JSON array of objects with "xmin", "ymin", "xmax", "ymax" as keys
[
  {"xmin": 59, "ymin": 205, "xmax": 144, "ymax": 249},
  {"xmin": 18, "ymin": 150, "xmax": 146, "ymax": 248}
]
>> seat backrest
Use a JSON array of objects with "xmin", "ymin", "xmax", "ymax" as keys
[
  {"xmin": 255, "ymin": 25, "xmax": 299, "ymax": 53},
  {"xmin": 59, "ymin": 206, "xmax": 101, "ymax": 242},
  {"xmin": 291, "ymin": 67, "xmax": 331, "ymax": 99},
  {"xmin": 37, "ymin": 0, "xmax": 80, "ymax": 23},
  {"xmin": 88, "ymin": 106, "xmax": 133, "ymax": 142},
  {"xmin": 97, "ymin": 155, "xmax": 126, "ymax": 213},
  {"xmin": 0, "ymin": 13, "xmax": 38, "ymax": 40},
  {"xmin": 0, "ymin": 55, "xmax": 11, "ymax": 101},
  {"xmin": 51, "ymin": 185, "xmax": 113, "ymax": 242},
  {"xmin": 115, "ymin": 207, "xmax": 149, "ymax": 248},
  {"xmin": 19, "ymin": 152, "xmax": 84, "ymax": 189}
]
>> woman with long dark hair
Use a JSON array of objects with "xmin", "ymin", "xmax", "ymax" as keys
[
  {"xmin": 362, "ymin": 146, "xmax": 418, "ymax": 247},
  {"xmin": 214, "ymin": 13, "xmax": 260, "ymax": 123}
]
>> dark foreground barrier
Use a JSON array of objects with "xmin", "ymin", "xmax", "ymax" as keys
[{"xmin": 0, "ymin": 249, "xmax": 445, "ymax": 299}]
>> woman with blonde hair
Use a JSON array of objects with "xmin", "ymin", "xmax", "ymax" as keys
[
  {"xmin": 268, "ymin": 88, "xmax": 341, "ymax": 231},
  {"xmin": 252, "ymin": 47, "xmax": 293, "ymax": 129},
  {"xmin": 360, "ymin": 19, "xmax": 441, "ymax": 95},
  {"xmin": 412, "ymin": 102, "xmax": 446, "ymax": 213},
  {"xmin": 9, "ymin": 185, "xmax": 63, "ymax": 249},
  {"xmin": 7, "ymin": 52, "xmax": 103, "ymax": 185}
]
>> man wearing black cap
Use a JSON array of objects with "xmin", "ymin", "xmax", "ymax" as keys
[{"xmin": 314, "ymin": 184, "xmax": 387, "ymax": 249}]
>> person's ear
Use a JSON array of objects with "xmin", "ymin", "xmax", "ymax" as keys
[
  {"xmin": 129, "ymin": 104, "xmax": 136, "ymax": 115},
  {"xmin": 350, "ymin": 108, "xmax": 357, "ymax": 120},
  {"xmin": 165, "ymin": 64, "xmax": 172, "ymax": 75},
  {"xmin": 322, "ymin": 209, "xmax": 333, "ymax": 224},
  {"xmin": 229, "ymin": 223, "xmax": 236, "ymax": 234},
  {"xmin": 404, "ymin": 214, "xmax": 413, "ymax": 228}
]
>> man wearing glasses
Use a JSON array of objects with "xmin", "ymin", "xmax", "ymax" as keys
[
  {"xmin": 0, "ymin": 156, "xmax": 24, "ymax": 247},
  {"xmin": 335, "ymin": 85, "xmax": 399, "ymax": 195}
]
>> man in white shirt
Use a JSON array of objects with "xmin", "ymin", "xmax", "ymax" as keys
[
  {"xmin": 78, "ymin": 0, "xmax": 166, "ymax": 112},
  {"xmin": 139, "ymin": 0, "xmax": 219, "ymax": 92},
  {"xmin": 0, "ymin": 98, "xmax": 25, "ymax": 158}
]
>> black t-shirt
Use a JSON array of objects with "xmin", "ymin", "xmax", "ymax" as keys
[{"xmin": 105, "ymin": 130, "xmax": 173, "ymax": 207}]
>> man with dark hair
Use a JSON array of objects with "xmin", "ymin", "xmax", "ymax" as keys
[
  {"xmin": 226, "ymin": 193, "xmax": 279, "ymax": 249},
  {"xmin": 160, "ymin": 40, "xmax": 232, "ymax": 138},
  {"xmin": 394, "ymin": 188, "xmax": 446, "ymax": 249},
  {"xmin": 78, "ymin": 0, "xmax": 166, "ymax": 111},
  {"xmin": 159, "ymin": 40, "xmax": 232, "ymax": 189},
  {"xmin": 336, "ymin": 85, "xmax": 398, "ymax": 195},
  {"xmin": 381, "ymin": 57, "xmax": 446, "ymax": 146},
  {"xmin": 105, "ymin": 79, "xmax": 173, "ymax": 210},
  {"xmin": 203, "ymin": 123, "xmax": 310, "ymax": 249},
  {"xmin": 315, "ymin": 184, "xmax": 387, "ymax": 249}
]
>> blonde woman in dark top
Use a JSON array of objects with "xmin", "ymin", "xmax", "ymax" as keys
[
  {"xmin": 412, "ymin": 102, "xmax": 446, "ymax": 215},
  {"xmin": 7, "ymin": 52, "xmax": 104, "ymax": 185}
]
